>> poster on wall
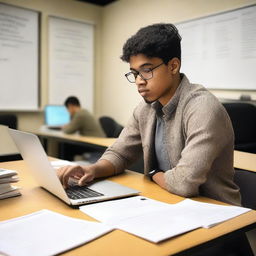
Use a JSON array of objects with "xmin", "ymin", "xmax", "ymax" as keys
[
  {"xmin": 176, "ymin": 4, "xmax": 256, "ymax": 90},
  {"xmin": 0, "ymin": 3, "xmax": 39, "ymax": 110},
  {"xmin": 48, "ymin": 16, "xmax": 94, "ymax": 112}
]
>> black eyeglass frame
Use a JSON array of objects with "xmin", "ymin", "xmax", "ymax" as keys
[{"xmin": 125, "ymin": 62, "xmax": 165, "ymax": 83}]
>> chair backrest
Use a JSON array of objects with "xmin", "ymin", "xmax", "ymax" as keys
[
  {"xmin": 222, "ymin": 103, "xmax": 256, "ymax": 144},
  {"xmin": 0, "ymin": 114, "xmax": 17, "ymax": 129},
  {"xmin": 99, "ymin": 116, "xmax": 123, "ymax": 138},
  {"xmin": 234, "ymin": 169, "xmax": 256, "ymax": 210}
]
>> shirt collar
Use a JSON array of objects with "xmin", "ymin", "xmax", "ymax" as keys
[{"xmin": 152, "ymin": 73, "xmax": 188, "ymax": 117}]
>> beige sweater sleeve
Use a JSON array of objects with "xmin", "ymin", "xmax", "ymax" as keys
[{"xmin": 164, "ymin": 94, "xmax": 234, "ymax": 197}]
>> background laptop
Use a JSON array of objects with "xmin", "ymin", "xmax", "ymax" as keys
[
  {"xmin": 8, "ymin": 129, "xmax": 139, "ymax": 206},
  {"xmin": 44, "ymin": 105, "xmax": 70, "ymax": 130}
]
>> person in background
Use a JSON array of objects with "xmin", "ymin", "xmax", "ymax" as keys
[
  {"xmin": 58, "ymin": 24, "xmax": 241, "ymax": 206},
  {"xmin": 63, "ymin": 96, "xmax": 105, "ymax": 137}
]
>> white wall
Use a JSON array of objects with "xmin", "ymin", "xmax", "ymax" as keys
[
  {"xmin": 1, "ymin": 0, "xmax": 256, "ymax": 127},
  {"xmin": 0, "ymin": 0, "xmax": 102, "ymax": 154},
  {"xmin": 1, "ymin": 0, "xmax": 256, "ymax": 154},
  {"xmin": 100, "ymin": 0, "xmax": 256, "ymax": 125},
  {"xmin": 0, "ymin": 0, "xmax": 102, "ymax": 131}
]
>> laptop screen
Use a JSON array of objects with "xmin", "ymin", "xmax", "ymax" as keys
[{"xmin": 44, "ymin": 105, "xmax": 70, "ymax": 127}]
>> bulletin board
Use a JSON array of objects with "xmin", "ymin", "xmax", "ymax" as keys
[
  {"xmin": 176, "ymin": 4, "xmax": 256, "ymax": 90},
  {"xmin": 48, "ymin": 16, "xmax": 94, "ymax": 112},
  {"xmin": 0, "ymin": 3, "xmax": 40, "ymax": 110}
]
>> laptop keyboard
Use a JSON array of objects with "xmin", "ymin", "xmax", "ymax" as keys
[{"xmin": 65, "ymin": 186, "xmax": 104, "ymax": 200}]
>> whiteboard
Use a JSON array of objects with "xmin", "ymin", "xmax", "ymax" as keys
[
  {"xmin": 0, "ymin": 3, "xmax": 39, "ymax": 110},
  {"xmin": 48, "ymin": 16, "xmax": 94, "ymax": 112},
  {"xmin": 176, "ymin": 4, "xmax": 256, "ymax": 90}
]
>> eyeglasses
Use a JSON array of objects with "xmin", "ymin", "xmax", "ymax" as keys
[{"xmin": 125, "ymin": 62, "xmax": 164, "ymax": 83}]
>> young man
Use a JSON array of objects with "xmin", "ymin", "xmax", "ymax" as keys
[
  {"xmin": 63, "ymin": 96, "xmax": 105, "ymax": 137},
  {"xmin": 58, "ymin": 24, "xmax": 241, "ymax": 205}
]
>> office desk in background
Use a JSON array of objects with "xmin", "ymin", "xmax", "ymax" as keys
[
  {"xmin": 27, "ymin": 127, "xmax": 116, "ymax": 159},
  {"xmin": 26, "ymin": 127, "xmax": 145, "ymax": 172},
  {"xmin": 28, "ymin": 128, "xmax": 256, "ymax": 170},
  {"xmin": 234, "ymin": 150, "xmax": 256, "ymax": 173},
  {"xmin": 0, "ymin": 160, "xmax": 256, "ymax": 256}
]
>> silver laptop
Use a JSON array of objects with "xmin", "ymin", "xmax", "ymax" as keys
[{"xmin": 8, "ymin": 129, "xmax": 139, "ymax": 206}]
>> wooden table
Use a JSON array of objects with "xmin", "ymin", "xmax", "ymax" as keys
[
  {"xmin": 234, "ymin": 150, "xmax": 256, "ymax": 172},
  {"xmin": 27, "ymin": 127, "xmax": 116, "ymax": 158},
  {"xmin": 0, "ymin": 160, "xmax": 256, "ymax": 256},
  {"xmin": 34, "ymin": 128, "xmax": 116, "ymax": 147}
]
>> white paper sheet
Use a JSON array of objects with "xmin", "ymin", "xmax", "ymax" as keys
[
  {"xmin": 51, "ymin": 160, "xmax": 76, "ymax": 169},
  {"xmin": 80, "ymin": 196, "xmax": 251, "ymax": 243},
  {"xmin": 176, "ymin": 199, "xmax": 251, "ymax": 228},
  {"xmin": 115, "ymin": 199, "xmax": 251, "ymax": 243},
  {"xmin": 80, "ymin": 196, "xmax": 172, "ymax": 224},
  {"xmin": 116, "ymin": 208, "xmax": 201, "ymax": 243},
  {"xmin": 0, "ymin": 209, "xmax": 113, "ymax": 256}
]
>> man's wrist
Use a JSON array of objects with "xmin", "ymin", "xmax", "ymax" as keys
[
  {"xmin": 148, "ymin": 169, "xmax": 163, "ymax": 181},
  {"xmin": 91, "ymin": 160, "xmax": 116, "ymax": 178},
  {"xmin": 152, "ymin": 172, "xmax": 166, "ymax": 189},
  {"xmin": 88, "ymin": 164, "xmax": 102, "ymax": 179}
]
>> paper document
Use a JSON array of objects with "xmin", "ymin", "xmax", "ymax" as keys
[
  {"xmin": 115, "ymin": 199, "xmax": 251, "ymax": 243},
  {"xmin": 0, "ymin": 168, "xmax": 21, "ymax": 199},
  {"xmin": 80, "ymin": 195, "xmax": 172, "ymax": 224},
  {"xmin": 81, "ymin": 196, "xmax": 201, "ymax": 242},
  {"xmin": 80, "ymin": 196, "xmax": 251, "ymax": 243},
  {"xmin": 0, "ymin": 176, "xmax": 19, "ymax": 184},
  {"xmin": 0, "ymin": 168, "xmax": 19, "ymax": 184},
  {"xmin": 0, "ymin": 209, "xmax": 113, "ymax": 256},
  {"xmin": 0, "ymin": 168, "xmax": 18, "ymax": 178},
  {"xmin": 0, "ymin": 184, "xmax": 18, "ymax": 194},
  {"xmin": 176, "ymin": 199, "xmax": 251, "ymax": 228},
  {"xmin": 51, "ymin": 160, "xmax": 76, "ymax": 169},
  {"xmin": 0, "ymin": 189, "xmax": 21, "ymax": 199}
]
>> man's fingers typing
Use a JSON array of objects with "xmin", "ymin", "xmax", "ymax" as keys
[
  {"xmin": 78, "ymin": 172, "xmax": 94, "ymax": 186},
  {"xmin": 57, "ymin": 165, "xmax": 96, "ymax": 188},
  {"xmin": 57, "ymin": 165, "xmax": 84, "ymax": 188}
]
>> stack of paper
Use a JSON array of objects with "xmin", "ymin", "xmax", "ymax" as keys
[
  {"xmin": 0, "ymin": 209, "xmax": 113, "ymax": 256},
  {"xmin": 0, "ymin": 168, "xmax": 21, "ymax": 199},
  {"xmin": 80, "ymin": 196, "xmax": 251, "ymax": 243}
]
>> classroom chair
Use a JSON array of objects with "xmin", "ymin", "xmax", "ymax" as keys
[
  {"xmin": 0, "ymin": 116, "xmax": 21, "ymax": 161},
  {"xmin": 187, "ymin": 167, "xmax": 256, "ymax": 256},
  {"xmin": 234, "ymin": 168, "xmax": 256, "ymax": 210},
  {"xmin": 222, "ymin": 103, "xmax": 256, "ymax": 153},
  {"xmin": 0, "ymin": 114, "xmax": 17, "ymax": 129},
  {"xmin": 99, "ymin": 116, "xmax": 144, "ymax": 173},
  {"xmin": 99, "ymin": 116, "xmax": 123, "ymax": 138}
]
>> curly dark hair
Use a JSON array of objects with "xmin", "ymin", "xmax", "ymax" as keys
[
  {"xmin": 121, "ymin": 23, "xmax": 181, "ymax": 64},
  {"xmin": 64, "ymin": 96, "xmax": 80, "ymax": 107}
]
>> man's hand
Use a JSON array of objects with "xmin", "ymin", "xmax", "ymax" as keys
[
  {"xmin": 57, "ymin": 165, "xmax": 95, "ymax": 189},
  {"xmin": 152, "ymin": 172, "xmax": 166, "ymax": 190},
  {"xmin": 57, "ymin": 159, "xmax": 117, "ymax": 189}
]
